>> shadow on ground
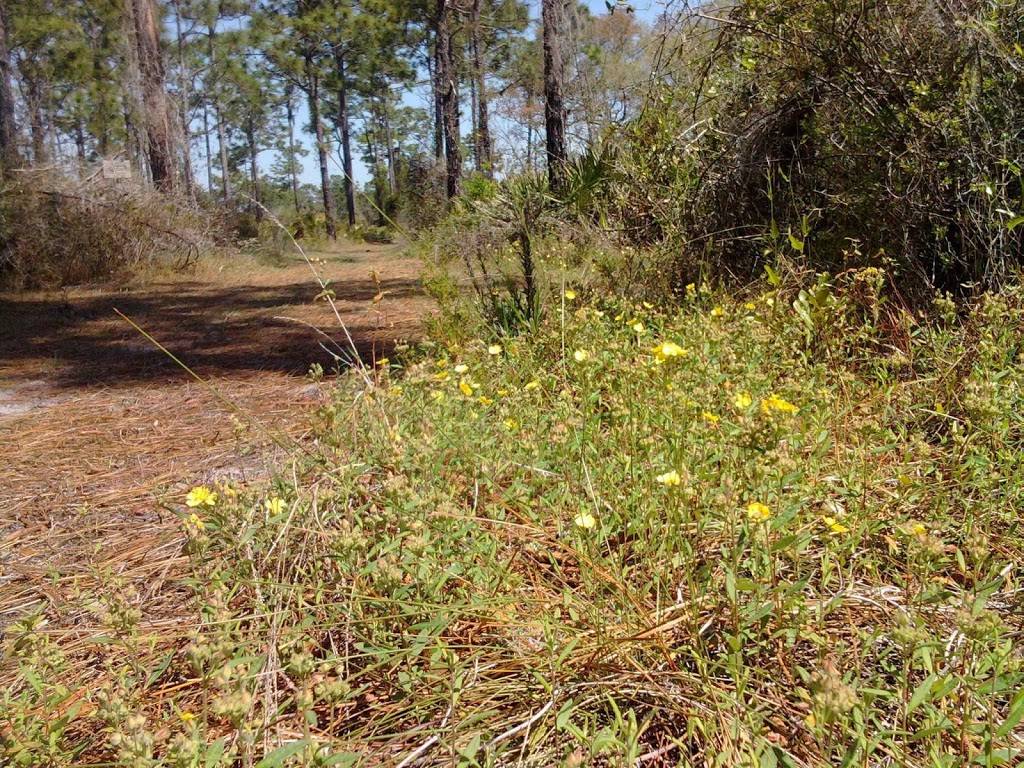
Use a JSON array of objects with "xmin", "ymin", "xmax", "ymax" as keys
[{"xmin": 0, "ymin": 274, "xmax": 424, "ymax": 389}]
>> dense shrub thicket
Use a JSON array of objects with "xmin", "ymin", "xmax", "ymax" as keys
[
  {"xmin": 616, "ymin": 0, "xmax": 1024, "ymax": 295},
  {"xmin": 0, "ymin": 172, "xmax": 218, "ymax": 289}
]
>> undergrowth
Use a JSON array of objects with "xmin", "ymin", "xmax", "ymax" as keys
[{"xmin": 3, "ymin": 271, "xmax": 1024, "ymax": 766}]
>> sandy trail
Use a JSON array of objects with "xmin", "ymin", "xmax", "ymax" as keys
[{"xmin": 0, "ymin": 241, "xmax": 432, "ymax": 622}]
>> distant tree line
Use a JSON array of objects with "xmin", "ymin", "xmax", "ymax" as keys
[{"xmin": 0, "ymin": 0, "xmax": 654, "ymax": 234}]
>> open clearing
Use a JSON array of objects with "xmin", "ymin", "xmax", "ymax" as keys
[{"xmin": 0, "ymin": 241, "xmax": 432, "ymax": 626}]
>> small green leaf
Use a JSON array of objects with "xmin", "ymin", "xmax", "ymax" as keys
[
  {"xmin": 256, "ymin": 739, "xmax": 310, "ymax": 768},
  {"xmin": 996, "ymin": 688, "xmax": 1024, "ymax": 738}
]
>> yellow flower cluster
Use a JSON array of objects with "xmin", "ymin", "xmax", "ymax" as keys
[
  {"xmin": 746, "ymin": 502, "xmax": 772, "ymax": 523},
  {"xmin": 652, "ymin": 341, "xmax": 686, "ymax": 362},
  {"xmin": 655, "ymin": 469, "xmax": 682, "ymax": 486},
  {"xmin": 185, "ymin": 486, "xmax": 217, "ymax": 508},
  {"xmin": 762, "ymin": 394, "xmax": 799, "ymax": 415}
]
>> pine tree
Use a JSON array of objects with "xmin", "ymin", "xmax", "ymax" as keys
[
  {"xmin": 541, "ymin": 0, "xmax": 566, "ymax": 192},
  {"xmin": 0, "ymin": 0, "xmax": 16, "ymax": 168},
  {"xmin": 132, "ymin": 0, "xmax": 180, "ymax": 190}
]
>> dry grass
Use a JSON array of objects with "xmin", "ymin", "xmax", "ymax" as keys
[{"xmin": 0, "ymin": 239, "xmax": 434, "ymax": 764}]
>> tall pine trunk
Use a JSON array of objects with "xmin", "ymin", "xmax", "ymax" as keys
[
  {"xmin": 245, "ymin": 116, "xmax": 260, "ymax": 216},
  {"xmin": 470, "ymin": 0, "xmax": 492, "ymax": 176},
  {"xmin": 202, "ymin": 100, "xmax": 214, "ymax": 192},
  {"xmin": 285, "ymin": 84, "xmax": 302, "ymax": 213},
  {"xmin": 542, "ymin": 0, "xmax": 567, "ymax": 193},
  {"xmin": 429, "ymin": 39, "xmax": 443, "ymax": 161},
  {"xmin": 172, "ymin": 0, "xmax": 194, "ymax": 200},
  {"xmin": 334, "ymin": 50, "xmax": 356, "ymax": 227},
  {"xmin": 23, "ymin": 75, "xmax": 47, "ymax": 164},
  {"xmin": 0, "ymin": 0, "xmax": 18, "ymax": 168},
  {"xmin": 436, "ymin": 0, "xmax": 461, "ymax": 198},
  {"xmin": 215, "ymin": 103, "xmax": 230, "ymax": 200},
  {"xmin": 132, "ymin": 0, "xmax": 178, "ymax": 192},
  {"xmin": 307, "ymin": 58, "xmax": 336, "ymax": 240},
  {"xmin": 207, "ymin": 25, "xmax": 230, "ymax": 200}
]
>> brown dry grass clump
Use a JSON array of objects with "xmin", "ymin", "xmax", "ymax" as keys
[{"xmin": 0, "ymin": 168, "xmax": 222, "ymax": 290}]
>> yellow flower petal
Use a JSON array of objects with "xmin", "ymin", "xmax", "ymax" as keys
[
  {"xmin": 185, "ymin": 486, "xmax": 217, "ymax": 508},
  {"xmin": 655, "ymin": 470, "xmax": 682, "ymax": 486},
  {"xmin": 574, "ymin": 511, "xmax": 597, "ymax": 530},
  {"xmin": 746, "ymin": 502, "xmax": 771, "ymax": 523}
]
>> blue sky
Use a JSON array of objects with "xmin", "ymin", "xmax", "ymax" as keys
[{"xmin": 198, "ymin": 0, "xmax": 669, "ymax": 191}]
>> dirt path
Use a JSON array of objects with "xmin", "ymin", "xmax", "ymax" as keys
[{"xmin": 0, "ymin": 241, "xmax": 432, "ymax": 621}]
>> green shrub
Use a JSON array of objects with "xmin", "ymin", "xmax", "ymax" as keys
[{"xmin": 616, "ymin": 0, "xmax": 1024, "ymax": 297}]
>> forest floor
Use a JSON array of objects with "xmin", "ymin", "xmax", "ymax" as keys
[{"xmin": 0, "ymin": 239, "xmax": 432, "ymax": 627}]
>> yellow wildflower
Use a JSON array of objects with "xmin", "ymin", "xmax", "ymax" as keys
[
  {"xmin": 746, "ymin": 502, "xmax": 772, "ymax": 523},
  {"xmin": 436, "ymin": 359, "xmax": 449, "ymax": 369},
  {"xmin": 503, "ymin": 418, "xmax": 519, "ymax": 431},
  {"xmin": 702, "ymin": 411, "xmax": 720, "ymax": 424},
  {"xmin": 487, "ymin": 344, "xmax": 502, "ymax": 356},
  {"xmin": 459, "ymin": 379, "xmax": 475, "ymax": 397},
  {"xmin": 478, "ymin": 395, "xmax": 494, "ymax": 406},
  {"xmin": 908, "ymin": 522, "xmax": 927, "ymax": 536},
  {"xmin": 454, "ymin": 363, "xmax": 469, "ymax": 374},
  {"xmin": 185, "ymin": 486, "xmax": 217, "ymax": 508},
  {"xmin": 733, "ymin": 391, "xmax": 753, "ymax": 409},
  {"xmin": 184, "ymin": 512, "xmax": 205, "ymax": 532},
  {"xmin": 823, "ymin": 516, "xmax": 849, "ymax": 535},
  {"xmin": 435, "ymin": 371, "xmax": 451, "ymax": 382},
  {"xmin": 376, "ymin": 357, "xmax": 389, "ymax": 367},
  {"xmin": 430, "ymin": 389, "xmax": 446, "ymax": 402},
  {"xmin": 564, "ymin": 289, "xmax": 577, "ymax": 300},
  {"xmin": 573, "ymin": 349, "xmax": 590, "ymax": 362},
  {"xmin": 524, "ymin": 379, "xmax": 541, "ymax": 391},
  {"xmin": 574, "ymin": 511, "xmax": 597, "ymax": 530},
  {"xmin": 744, "ymin": 301, "xmax": 756, "ymax": 311},
  {"xmin": 652, "ymin": 341, "xmax": 686, "ymax": 361},
  {"xmin": 711, "ymin": 306, "xmax": 724, "ymax": 318},
  {"xmin": 656, "ymin": 470, "xmax": 682, "ymax": 486},
  {"xmin": 265, "ymin": 497, "xmax": 285, "ymax": 515},
  {"xmin": 761, "ymin": 394, "xmax": 799, "ymax": 415},
  {"xmin": 180, "ymin": 711, "xmax": 196, "ymax": 724}
]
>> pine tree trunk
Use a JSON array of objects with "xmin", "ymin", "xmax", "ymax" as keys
[
  {"xmin": 285, "ymin": 85, "xmax": 301, "ymax": 213},
  {"xmin": 215, "ymin": 104, "xmax": 231, "ymax": 200},
  {"xmin": 542, "ymin": 0, "xmax": 567, "ymax": 192},
  {"xmin": 206, "ymin": 25, "xmax": 230, "ymax": 200},
  {"xmin": 132, "ymin": 0, "xmax": 178, "ymax": 192},
  {"xmin": 202, "ymin": 100, "xmax": 214, "ymax": 192},
  {"xmin": 246, "ymin": 117, "xmax": 260, "ymax": 215},
  {"xmin": 0, "ymin": 0, "xmax": 18, "ymax": 168},
  {"xmin": 172, "ymin": 0, "xmax": 194, "ymax": 200},
  {"xmin": 334, "ymin": 50, "xmax": 356, "ymax": 227},
  {"xmin": 382, "ymin": 95, "xmax": 396, "ymax": 194},
  {"xmin": 436, "ymin": 0, "xmax": 461, "ymax": 198},
  {"xmin": 429, "ymin": 38, "xmax": 443, "ymax": 161},
  {"xmin": 470, "ymin": 0, "xmax": 492, "ymax": 176},
  {"xmin": 24, "ymin": 76, "xmax": 47, "ymax": 164},
  {"xmin": 307, "ymin": 60, "xmax": 337, "ymax": 240}
]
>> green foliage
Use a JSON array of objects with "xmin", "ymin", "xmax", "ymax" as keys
[
  {"xmin": 7, "ymin": 273, "xmax": 1024, "ymax": 765},
  {"xmin": 615, "ymin": 0, "xmax": 1024, "ymax": 296}
]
